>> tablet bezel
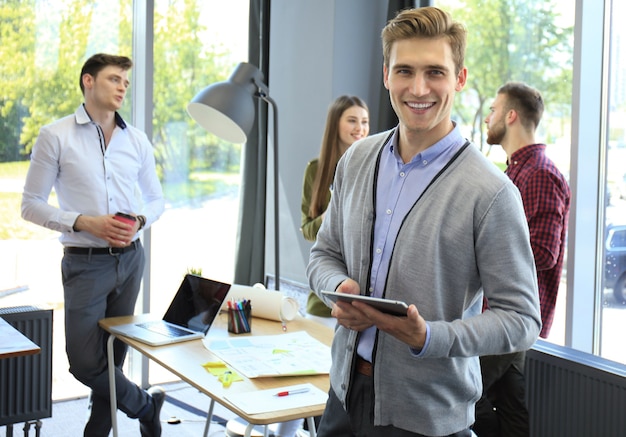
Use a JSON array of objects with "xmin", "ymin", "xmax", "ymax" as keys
[{"xmin": 320, "ymin": 290, "xmax": 409, "ymax": 316}]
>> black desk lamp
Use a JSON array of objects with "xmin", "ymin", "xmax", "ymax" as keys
[{"xmin": 187, "ymin": 62, "xmax": 280, "ymax": 290}]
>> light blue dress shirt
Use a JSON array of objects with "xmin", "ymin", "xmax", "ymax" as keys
[
  {"xmin": 357, "ymin": 124, "xmax": 467, "ymax": 361},
  {"xmin": 22, "ymin": 104, "xmax": 164, "ymax": 247}
]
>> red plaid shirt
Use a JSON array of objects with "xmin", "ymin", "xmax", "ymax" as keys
[{"xmin": 505, "ymin": 144, "xmax": 571, "ymax": 338}]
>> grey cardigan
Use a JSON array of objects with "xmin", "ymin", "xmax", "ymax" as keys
[{"xmin": 308, "ymin": 129, "xmax": 541, "ymax": 436}]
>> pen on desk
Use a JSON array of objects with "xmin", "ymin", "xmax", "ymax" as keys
[{"xmin": 274, "ymin": 387, "xmax": 310, "ymax": 397}]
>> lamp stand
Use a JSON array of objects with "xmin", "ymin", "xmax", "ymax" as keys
[{"xmin": 257, "ymin": 93, "xmax": 280, "ymax": 291}]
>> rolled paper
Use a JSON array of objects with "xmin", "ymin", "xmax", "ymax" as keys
[{"xmin": 223, "ymin": 284, "xmax": 299, "ymax": 322}]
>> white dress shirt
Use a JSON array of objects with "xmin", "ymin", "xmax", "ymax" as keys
[{"xmin": 22, "ymin": 104, "xmax": 165, "ymax": 247}]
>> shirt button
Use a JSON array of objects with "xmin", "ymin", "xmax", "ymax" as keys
[
  {"xmin": 400, "ymin": 171, "xmax": 405, "ymax": 177},
  {"xmin": 423, "ymin": 160, "xmax": 428, "ymax": 165},
  {"xmin": 376, "ymin": 248, "xmax": 382, "ymax": 254},
  {"xmin": 386, "ymin": 209, "xmax": 392, "ymax": 215}
]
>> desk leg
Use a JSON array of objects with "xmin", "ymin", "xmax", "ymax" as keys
[
  {"xmin": 202, "ymin": 398, "xmax": 215, "ymax": 437},
  {"xmin": 243, "ymin": 423, "xmax": 268, "ymax": 437},
  {"xmin": 106, "ymin": 334, "xmax": 119, "ymax": 437},
  {"xmin": 306, "ymin": 417, "xmax": 317, "ymax": 437}
]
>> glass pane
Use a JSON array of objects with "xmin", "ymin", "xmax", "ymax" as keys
[
  {"xmin": 147, "ymin": 0, "xmax": 248, "ymax": 384},
  {"xmin": 602, "ymin": 0, "xmax": 626, "ymax": 364},
  {"xmin": 0, "ymin": 0, "xmax": 133, "ymax": 400},
  {"xmin": 437, "ymin": 0, "xmax": 575, "ymax": 346}
]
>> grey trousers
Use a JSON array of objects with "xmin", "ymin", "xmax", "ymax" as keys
[
  {"xmin": 61, "ymin": 244, "xmax": 150, "ymax": 437},
  {"xmin": 316, "ymin": 371, "xmax": 473, "ymax": 437}
]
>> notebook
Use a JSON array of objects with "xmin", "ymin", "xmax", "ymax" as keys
[{"xmin": 109, "ymin": 274, "xmax": 232, "ymax": 346}]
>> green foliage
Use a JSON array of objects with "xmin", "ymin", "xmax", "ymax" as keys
[
  {"xmin": 186, "ymin": 267, "xmax": 203, "ymax": 276},
  {"xmin": 0, "ymin": 2, "xmax": 35, "ymax": 160},
  {"xmin": 440, "ymin": 0, "xmax": 573, "ymax": 149},
  {"xmin": 150, "ymin": 1, "xmax": 241, "ymax": 187},
  {"xmin": 0, "ymin": 162, "xmax": 58, "ymax": 239},
  {"xmin": 0, "ymin": 0, "xmax": 241, "ymax": 193},
  {"xmin": 0, "ymin": 191, "xmax": 59, "ymax": 239},
  {"xmin": 0, "ymin": 161, "xmax": 28, "ymax": 178},
  {"xmin": 0, "ymin": 161, "xmax": 238, "ymax": 239}
]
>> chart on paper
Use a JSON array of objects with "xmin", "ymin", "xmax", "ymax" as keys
[{"xmin": 204, "ymin": 331, "xmax": 331, "ymax": 378}]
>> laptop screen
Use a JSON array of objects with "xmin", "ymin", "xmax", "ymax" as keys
[{"xmin": 162, "ymin": 274, "xmax": 231, "ymax": 334}]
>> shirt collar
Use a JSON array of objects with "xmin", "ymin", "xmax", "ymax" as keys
[
  {"xmin": 385, "ymin": 122, "xmax": 466, "ymax": 164},
  {"xmin": 506, "ymin": 143, "xmax": 546, "ymax": 168},
  {"xmin": 75, "ymin": 103, "xmax": 127, "ymax": 129}
]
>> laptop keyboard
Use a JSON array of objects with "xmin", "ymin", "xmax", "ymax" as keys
[{"xmin": 137, "ymin": 321, "xmax": 192, "ymax": 338}]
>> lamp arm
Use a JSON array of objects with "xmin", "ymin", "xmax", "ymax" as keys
[
  {"xmin": 256, "ymin": 93, "xmax": 280, "ymax": 290},
  {"xmin": 252, "ymin": 77, "xmax": 270, "ymax": 97}
]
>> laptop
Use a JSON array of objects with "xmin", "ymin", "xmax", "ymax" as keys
[{"xmin": 109, "ymin": 274, "xmax": 231, "ymax": 346}]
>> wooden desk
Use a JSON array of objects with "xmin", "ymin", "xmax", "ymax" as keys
[
  {"xmin": 0, "ymin": 316, "xmax": 41, "ymax": 359},
  {"xmin": 99, "ymin": 313, "xmax": 333, "ymax": 437}
]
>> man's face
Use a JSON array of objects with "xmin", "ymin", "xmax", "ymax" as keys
[
  {"xmin": 84, "ymin": 65, "xmax": 130, "ymax": 112},
  {"xmin": 383, "ymin": 37, "xmax": 466, "ymax": 143},
  {"xmin": 485, "ymin": 93, "xmax": 507, "ymax": 146}
]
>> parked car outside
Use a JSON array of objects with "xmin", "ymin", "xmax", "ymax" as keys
[{"xmin": 605, "ymin": 224, "xmax": 626, "ymax": 303}]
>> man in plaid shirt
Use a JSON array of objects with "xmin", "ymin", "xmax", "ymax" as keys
[{"xmin": 474, "ymin": 82, "xmax": 571, "ymax": 437}]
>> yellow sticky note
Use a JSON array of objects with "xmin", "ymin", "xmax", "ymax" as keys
[
  {"xmin": 202, "ymin": 361, "xmax": 227, "ymax": 369},
  {"xmin": 202, "ymin": 361, "xmax": 243, "ymax": 387}
]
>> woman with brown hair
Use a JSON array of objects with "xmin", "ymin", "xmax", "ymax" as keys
[{"xmin": 300, "ymin": 95, "xmax": 369, "ymax": 323}]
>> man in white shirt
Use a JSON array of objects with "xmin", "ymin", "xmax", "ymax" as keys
[{"xmin": 22, "ymin": 53, "xmax": 165, "ymax": 437}]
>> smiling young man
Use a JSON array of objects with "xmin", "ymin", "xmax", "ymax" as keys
[
  {"xmin": 307, "ymin": 8, "xmax": 541, "ymax": 437},
  {"xmin": 22, "ymin": 53, "xmax": 165, "ymax": 436}
]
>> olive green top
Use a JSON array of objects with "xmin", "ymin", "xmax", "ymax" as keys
[{"xmin": 301, "ymin": 158, "xmax": 332, "ymax": 317}]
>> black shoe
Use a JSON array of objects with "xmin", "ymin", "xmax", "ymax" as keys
[{"xmin": 140, "ymin": 386, "xmax": 165, "ymax": 437}]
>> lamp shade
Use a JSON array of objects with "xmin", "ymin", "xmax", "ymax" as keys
[{"xmin": 187, "ymin": 62, "xmax": 265, "ymax": 144}]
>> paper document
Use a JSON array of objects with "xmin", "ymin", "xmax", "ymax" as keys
[
  {"xmin": 223, "ymin": 284, "xmax": 299, "ymax": 322},
  {"xmin": 224, "ymin": 383, "xmax": 328, "ymax": 414},
  {"xmin": 204, "ymin": 331, "xmax": 331, "ymax": 378}
]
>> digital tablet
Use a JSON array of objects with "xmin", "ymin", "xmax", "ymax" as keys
[{"xmin": 321, "ymin": 290, "xmax": 409, "ymax": 316}]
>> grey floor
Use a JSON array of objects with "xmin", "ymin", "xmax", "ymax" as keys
[{"xmin": 0, "ymin": 381, "xmax": 277, "ymax": 437}]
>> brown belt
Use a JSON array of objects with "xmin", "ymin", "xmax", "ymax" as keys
[{"xmin": 355, "ymin": 356, "xmax": 373, "ymax": 377}]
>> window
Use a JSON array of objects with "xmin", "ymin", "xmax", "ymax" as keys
[
  {"xmin": 438, "ymin": 0, "xmax": 626, "ymax": 365},
  {"xmin": 0, "ymin": 0, "xmax": 248, "ymax": 400},
  {"xmin": 145, "ymin": 0, "xmax": 249, "ymax": 385},
  {"xmin": 0, "ymin": 0, "xmax": 133, "ymax": 400},
  {"xmin": 438, "ymin": 0, "xmax": 574, "ymax": 346},
  {"xmin": 601, "ymin": 0, "xmax": 626, "ymax": 364}
]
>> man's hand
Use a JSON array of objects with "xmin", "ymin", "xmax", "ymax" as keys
[
  {"xmin": 330, "ymin": 278, "xmax": 374, "ymax": 329},
  {"xmin": 352, "ymin": 301, "xmax": 427, "ymax": 351},
  {"xmin": 331, "ymin": 278, "xmax": 427, "ymax": 350},
  {"xmin": 73, "ymin": 214, "xmax": 140, "ymax": 247}
]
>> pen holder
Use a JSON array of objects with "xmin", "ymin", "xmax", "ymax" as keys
[{"xmin": 227, "ymin": 306, "xmax": 252, "ymax": 334}]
